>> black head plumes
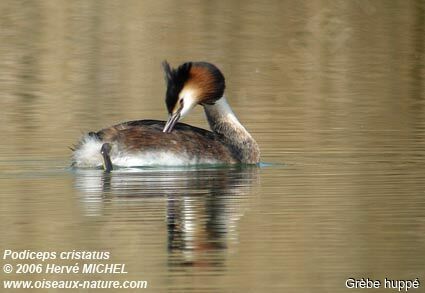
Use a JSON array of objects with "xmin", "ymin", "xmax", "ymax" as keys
[{"xmin": 162, "ymin": 61, "xmax": 192, "ymax": 114}]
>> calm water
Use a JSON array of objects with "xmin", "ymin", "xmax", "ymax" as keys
[{"xmin": 1, "ymin": 0, "xmax": 424, "ymax": 292}]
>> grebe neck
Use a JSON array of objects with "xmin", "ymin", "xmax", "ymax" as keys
[{"xmin": 204, "ymin": 97, "xmax": 260, "ymax": 164}]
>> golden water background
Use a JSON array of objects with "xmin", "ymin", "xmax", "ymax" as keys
[{"xmin": 0, "ymin": 1, "xmax": 424, "ymax": 292}]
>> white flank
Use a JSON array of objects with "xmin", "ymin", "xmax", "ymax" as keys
[
  {"xmin": 72, "ymin": 135, "xmax": 221, "ymax": 168},
  {"xmin": 111, "ymin": 151, "xmax": 220, "ymax": 167}
]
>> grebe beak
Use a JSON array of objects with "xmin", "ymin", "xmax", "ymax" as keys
[{"xmin": 163, "ymin": 111, "xmax": 181, "ymax": 133}]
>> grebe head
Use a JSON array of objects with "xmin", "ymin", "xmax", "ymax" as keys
[{"xmin": 162, "ymin": 61, "xmax": 225, "ymax": 133}]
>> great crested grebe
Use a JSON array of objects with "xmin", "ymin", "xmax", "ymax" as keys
[{"xmin": 71, "ymin": 61, "xmax": 260, "ymax": 170}]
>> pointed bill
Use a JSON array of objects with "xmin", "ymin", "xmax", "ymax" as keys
[{"xmin": 163, "ymin": 111, "xmax": 181, "ymax": 133}]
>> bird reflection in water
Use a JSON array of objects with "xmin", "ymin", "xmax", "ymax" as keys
[{"xmin": 74, "ymin": 166, "xmax": 259, "ymax": 268}]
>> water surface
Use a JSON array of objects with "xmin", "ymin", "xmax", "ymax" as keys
[{"xmin": 1, "ymin": 0, "xmax": 424, "ymax": 292}]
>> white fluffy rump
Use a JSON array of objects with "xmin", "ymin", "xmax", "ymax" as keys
[
  {"xmin": 72, "ymin": 135, "xmax": 104, "ymax": 168},
  {"xmin": 72, "ymin": 135, "xmax": 221, "ymax": 168}
]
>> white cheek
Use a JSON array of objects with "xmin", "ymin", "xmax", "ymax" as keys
[
  {"xmin": 178, "ymin": 89, "xmax": 198, "ymax": 118},
  {"xmin": 180, "ymin": 102, "xmax": 195, "ymax": 118}
]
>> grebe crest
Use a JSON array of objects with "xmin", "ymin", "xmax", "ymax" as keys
[
  {"xmin": 162, "ymin": 61, "xmax": 225, "ymax": 132},
  {"xmin": 162, "ymin": 61, "xmax": 260, "ymax": 163}
]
